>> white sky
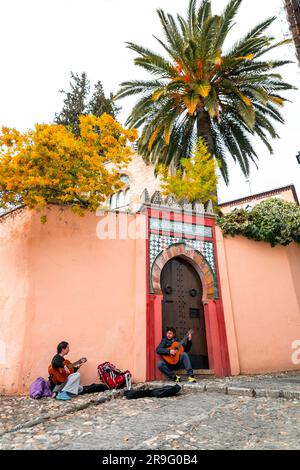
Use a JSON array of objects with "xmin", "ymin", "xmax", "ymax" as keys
[{"xmin": 0, "ymin": 0, "xmax": 299, "ymax": 203}]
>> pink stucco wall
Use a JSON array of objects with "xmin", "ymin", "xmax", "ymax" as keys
[
  {"xmin": 216, "ymin": 227, "xmax": 300, "ymax": 375},
  {"xmin": 2, "ymin": 205, "xmax": 300, "ymax": 394},
  {"xmin": 0, "ymin": 207, "xmax": 147, "ymax": 395}
]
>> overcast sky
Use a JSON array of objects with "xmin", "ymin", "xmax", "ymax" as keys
[{"xmin": 0, "ymin": 0, "xmax": 299, "ymax": 203}]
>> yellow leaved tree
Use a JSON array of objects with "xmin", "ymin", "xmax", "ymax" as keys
[
  {"xmin": 158, "ymin": 138, "xmax": 218, "ymax": 206},
  {"xmin": 0, "ymin": 114, "xmax": 137, "ymax": 219}
]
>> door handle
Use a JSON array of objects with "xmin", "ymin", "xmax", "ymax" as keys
[{"xmin": 189, "ymin": 289, "xmax": 198, "ymax": 297}]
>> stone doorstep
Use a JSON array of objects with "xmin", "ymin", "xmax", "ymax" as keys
[{"xmin": 176, "ymin": 369, "xmax": 215, "ymax": 376}]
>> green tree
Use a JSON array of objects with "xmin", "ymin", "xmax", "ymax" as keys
[
  {"xmin": 158, "ymin": 137, "xmax": 218, "ymax": 205},
  {"xmin": 55, "ymin": 72, "xmax": 120, "ymax": 136},
  {"xmin": 54, "ymin": 72, "xmax": 89, "ymax": 136},
  {"xmin": 115, "ymin": 0, "xmax": 294, "ymax": 183},
  {"xmin": 87, "ymin": 81, "xmax": 121, "ymax": 118},
  {"xmin": 217, "ymin": 198, "xmax": 300, "ymax": 247}
]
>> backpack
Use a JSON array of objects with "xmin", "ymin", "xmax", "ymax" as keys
[
  {"xmin": 124, "ymin": 384, "xmax": 181, "ymax": 400},
  {"xmin": 97, "ymin": 362, "xmax": 131, "ymax": 390},
  {"xmin": 29, "ymin": 377, "xmax": 52, "ymax": 399}
]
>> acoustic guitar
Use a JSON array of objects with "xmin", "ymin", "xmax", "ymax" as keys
[
  {"xmin": 162, "ymin": 330, "xmax": 194, "ymax": 365},
  {"xmin": 48, "ymin": 357, "xmax": 87, "ymax": 385}
]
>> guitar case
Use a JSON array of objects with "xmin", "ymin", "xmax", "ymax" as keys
[
  {"xmin": 124, "ymin": 384, "xmax": 181, "ymax": 400},
  {"xmin": 80, "ymin": 383, "xmax": 109, "ymax": 394}
]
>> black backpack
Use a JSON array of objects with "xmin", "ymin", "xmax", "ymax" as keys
[{"xmin": 124, "ymin": 384, "xmax": 181, "ymax": 400}]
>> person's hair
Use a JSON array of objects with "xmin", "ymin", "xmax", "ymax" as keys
[
  {"xmin": 57, "ymin": 341, "xmax": 69, "ymax": 354},
  {"xmin": 166, "ymin": 327, "xmax": 176, "ymax": 335}
]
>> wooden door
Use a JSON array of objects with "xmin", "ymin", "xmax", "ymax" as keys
[{"xmin": 161, "ymin": 256, "xmax": 208, "ymax": 369}]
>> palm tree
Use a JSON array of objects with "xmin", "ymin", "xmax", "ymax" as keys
[{"xmin": 115, "ymin": 0, "xmax": 295, "ymax": 183}]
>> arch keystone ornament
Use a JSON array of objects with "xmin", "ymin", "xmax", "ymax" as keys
[{"xmin": 151, "ymin": 242, "xmax": 215, "ymax": 301}]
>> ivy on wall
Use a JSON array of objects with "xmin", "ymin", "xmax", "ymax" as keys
[{"xmin": 217, "ymin": 198, "xmax": 300, "ymax": 247}]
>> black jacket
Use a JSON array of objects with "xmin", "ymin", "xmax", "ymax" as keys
[{"xmin": 156, "ymin": 337, "xmax": 192, "ymax": 356}]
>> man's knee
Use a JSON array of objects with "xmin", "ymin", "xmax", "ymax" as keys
[
  {"xmin": 181, "ymin": 352, "xmax": 188, "ymax": 359},
  {"xmin": 157, "ymin": 360, "xmax": 165, "ymax": 370},
  {"xmin": 71, "ymin": 372, "xmax": 80, "ymax": 379}
]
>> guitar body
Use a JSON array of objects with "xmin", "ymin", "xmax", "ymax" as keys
[
  {"xmin": 48, "ymin": 357, "xmax": 87, "ymax": 385},
  {"xmin": 48, "ymin": 359, "xmax": 74, "ymax": 385},
  {"xmin": 162, "ymin": 342, "xmax": 184, "ymax": 365}
]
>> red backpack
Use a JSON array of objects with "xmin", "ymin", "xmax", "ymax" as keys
[{"xmin": 97, "ymin": 362, "xmax": 131, "ymax": 390}]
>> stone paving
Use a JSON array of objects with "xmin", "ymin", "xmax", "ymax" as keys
[
  {"xmin": 1, "ymin": 372, "xmax": 300, "ymax": 450},
  {"xmin": 149, "ymin": 370, "xmax": 300, "ymax": 399}
]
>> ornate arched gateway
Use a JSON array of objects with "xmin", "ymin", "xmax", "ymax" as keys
[
  {"xmin": 160, "ymin": 256, "xmax": 208, "ymax": 369},
  {"xmin": 143, "ymin": 190, "xmax": 231, "ymax": 380}
]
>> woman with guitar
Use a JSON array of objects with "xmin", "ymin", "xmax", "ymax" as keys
[
  {"xmin": 156, "ymin": 327, "xmax": 196, "ymax": 383},
  {"xmin": 48, "ymin": 341, "xmax": 87, "ymax": 400}
]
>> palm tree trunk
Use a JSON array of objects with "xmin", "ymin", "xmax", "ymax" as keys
[
  {"xmin": 196, "ymin": 107, "xmax": 218, "ymax": 205},
  {"xmin": 196, "ymin": 108, "xmax": 215, "ymax": 156},
  {"xmin": 284, "ymin": 0, "xmax": 300, "ymax": 64}
]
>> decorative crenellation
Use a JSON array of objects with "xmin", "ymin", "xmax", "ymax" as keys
[
  {"xmin": 140, "ymin": 188, "xmax": 150, "ymax": 205},
  {"xmin": 140, "ymin": 189, "xmax": 214, "ymax": 215}
]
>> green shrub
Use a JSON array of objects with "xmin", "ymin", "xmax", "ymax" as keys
[{"xmin": 217, "ymin": 198, "xmax": 300, "ymax": 247}]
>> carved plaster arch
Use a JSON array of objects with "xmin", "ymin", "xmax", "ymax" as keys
[{"xmin": 151, "ymin": 242, "xmax": 215, "ymax": 300}]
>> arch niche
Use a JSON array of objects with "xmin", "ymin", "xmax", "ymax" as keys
[{"xmin": 148, "ymin": 243, "xmax": 230, "ymax": 379}]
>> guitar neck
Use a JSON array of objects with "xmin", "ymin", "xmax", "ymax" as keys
[
  {"xmin": 69, "ymin": 359, "xmax": 84, "ymax": 368},
  {"xmin": 175, "ymin": 332, "xmax": 192, "ymax": 349},
  {"xmin": 173, "ymin": 335, "xmax": 188, "ymax": 351}
]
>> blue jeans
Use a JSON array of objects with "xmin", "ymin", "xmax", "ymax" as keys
[{"xmin": 158, "ymin": 352, "xmax": 193, "ymax": 379}]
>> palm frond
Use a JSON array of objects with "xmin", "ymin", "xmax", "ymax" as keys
[
  {"xmin": 197, "ymin": 0, "xmax": 212, "ymax": 28},
  {"xmin": 187, "ymin": 0, "xmax": 198, "ymax": 35},
  {"xmin": 115, "ymin": 0, "xmax": 294, "ymax": 185},
  {"xmin": 214, "ymin": 0, "xmax": 242, "ymax": 50}
]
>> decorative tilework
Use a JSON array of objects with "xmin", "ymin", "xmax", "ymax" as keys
[
  {"xmin": 149, "ymin": 218, "xmax": 213, "ymax": 238},
  {"xmin": 149, "ymin": 234, "xmax": 215, "ymax": 274},
  {"xmin": 149, "ymin": 233, "xmax": 219, "ymax": 298}
]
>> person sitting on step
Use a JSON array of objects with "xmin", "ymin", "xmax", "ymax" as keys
[
  {"xmin": 156, "ymin": 327, "xmax": 196, "ymax": 383},
  {"xmin": 48, "ymin": 341, "xmax": 87, "ymax": 401}
]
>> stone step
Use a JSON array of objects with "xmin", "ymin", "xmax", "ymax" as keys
[{"xmin": 176, "ymin": 369, "xmax": 215, "ymax": 376}]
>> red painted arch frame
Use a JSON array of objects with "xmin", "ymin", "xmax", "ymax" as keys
[{"xmin": 145, "ymin": 207, "xmax": 231, "ymax": 380}]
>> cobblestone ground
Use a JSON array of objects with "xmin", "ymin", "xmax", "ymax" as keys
[{"xmin": 1, "ymin": 372, "xmax": 300, "ymax": 450}]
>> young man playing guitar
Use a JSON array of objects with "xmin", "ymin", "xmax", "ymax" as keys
[
  {"xmin": 156, "ymin": 327, "xmax": 196, "ymax": 383},
  {"xmin": 48, "ymin": 341, "xmax": 87, "ymax": 400}
]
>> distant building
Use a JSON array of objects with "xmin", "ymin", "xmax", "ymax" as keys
[
  {"xmin": 105, "ymin": 152, "xmax": 161, "ymax": 213},
  {"xmin": 284, "ymin": 0, "xmax": 300, "ymax": 64},
  {"xmin": 219, "ymin": 184, "xmax": 299, "ymax": 214}
]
